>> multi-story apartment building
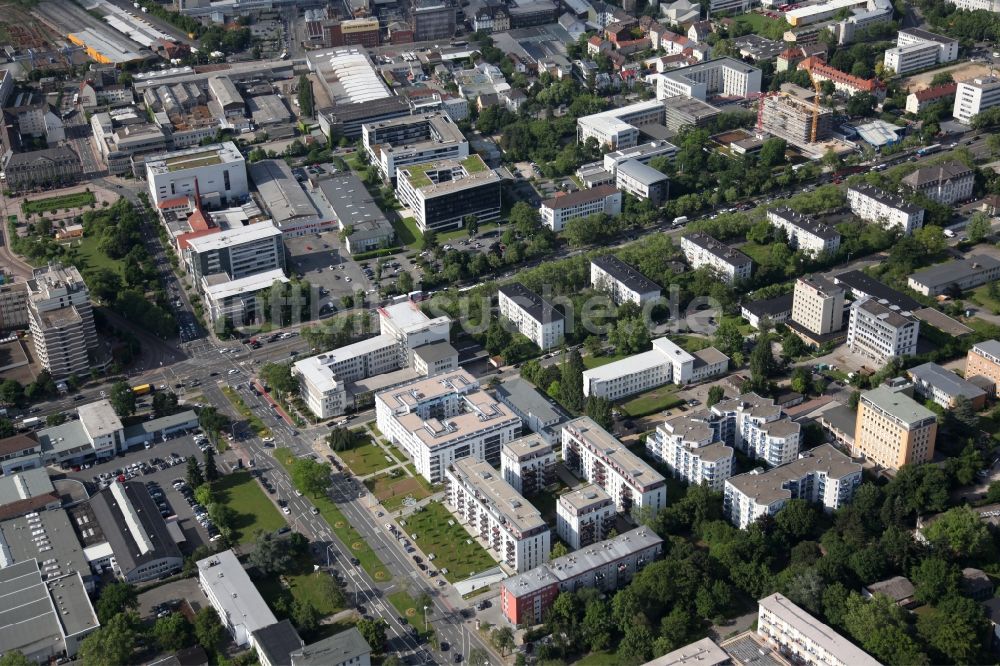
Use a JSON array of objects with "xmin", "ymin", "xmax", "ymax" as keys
[
  {"xmin": 500, "ymin": 528, "xmax": 663, "ymax": 625},
  {"xmin": 846, "ymin": 298, "xmax": 919, "ymax": 364},
  {"xmin": 846, "ymin": 183, "xmax": 925, "ymax": 234},
  {"xmin": 615, "ymin": 159, "xmax": 670, "ymax": 205},
  {"xmin": 494, "ymin": 377, "xmax": 566, "ymax": 445},
  {"xmin": 376, "ymin": 370, "xmax": 522, "ymax": 482},
  {"xmin": 26, "ymin": 264, "xmax": 100, "ymax": 379},
  {"xmin": 0, "ymin": 281, "xmax": 28, "ymax": 330},
  {"xmin": 854, "ymin": 383, "xmax": 937, "ymax": 470},
  {"xmin": 576, "ymin": 100, "xmax": 667, "ymax": 150},
  {"xmin": 497, "ymin": 283, "xmax": 565, "ymax": 351},
  {"xmin": 3, "ymin": 147, "xmax": 82, "ymax": 191},
  {"xmin": 500, "ymin": 434, "xmax": 556, "ymax": 496},
  {"xmin": 906, "ymin": 82, "xmax": 957, "ymax": 114},
  {"xmin": 411, "ymin": 0, "xmax": 456, "ymax": 41},
  {"xmin": 680, "ymin": 232, "xmax": 753, "ymax": 282},
  {"xmin": 907, "ymin": 362, "xmax": 987, "ymax": 410},
  {"xmin": 945, "ymin": 0, "xmax": 1000, "ymax": 10},
  {"xmin": 757, "ymin": 593, "xmax": 881, "ymax": 666},
  {"xmin": 362, "ymin": 113, "xmax": 469, "ymax": 181},
  {"xmin": 445, "ymin": 458, "xmax": 549, "ymax": 573},
  {"xmin": 590, "ymin": 254, "xmax": 662, "ymax": 307},
  {"xmin": 966, "ymin": 340, "xmax": 1000, "ymax": 398},
  {"xmin": 760, "ymin": 93, "xmax": 833, "ymax": 149},
  {"xmin": 901, "ymin": 160, "xmax": 975, "ymax": 205},
  {"xmin": 883, "ymin": 28, "xmax": 958, "ymax": 75},
  {"xmin": 582, "ymin": 337, "xmax": 729, "ymax": 399},
  {"xmin": 766, "ymin": 208, "xmax": 841, "ymax": 256},
  {"xmin": 723, "ymin": 444, "xmax": 863, "ymax": 528},
  {"xmin": 539, "ymin": 186, "xmax": 622, "ymax": 232},
  {"xmin": 712, "ymin": 393, "xmax": 801, "ymax": 467},
  {"xmin": 907, "ymin": 254, "xmax": 1000, "ymax": 296},
  {"xmin": 294, "ymin": 302, "xmax": 451, "ymax": 418},
  {"xmin": 798, "ymin": 57, "xmax": 886, "ymax": 98},
  {"xmin": 791, "ymin": 275, "xmax": 845, "ymax": 338},
  {"xmin": 184, "ymin": 222, "xmax": 284, "ymax": 283},
  {"xmin": 562, "ymin": 417, "xmax": 667, "ymax": 519},
  {"xmin": 556, "ymin": 484, "xmax": 616, "ymax": 550},
  {"xmin": 656, "ymin": 58, "xmax": 763, "ymax": 102},
  {"xmin": 648, "ymin": 413, "xmax": 735, "ymax": 491},
  {"xmin": 395, "ymin": 155, "xmax": 502, "ymax": 232},
  {"xmin": 953, "ymin": 75, "xmax": 1000, "ymax": 124},
  {"xmin": 145, "ymin": 142, "xmax": 248, "ymax": 208}
]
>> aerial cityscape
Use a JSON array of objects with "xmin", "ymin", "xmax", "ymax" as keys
[{"xmin": 0, "ymin": 0, "xmax": 999, "ymax": 664}]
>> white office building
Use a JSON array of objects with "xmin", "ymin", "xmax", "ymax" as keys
[
  {"xmin": 602, "ymin": 140, "xmax": 678, "ymax": 177},
  {"xmin": 446, "ymin": 458, "xmax": 549, "ymax": 572},
  {"xmin": 766, "ymin": 208, "xmax": 841, "ymax": 256},
  {"xmin": 539, "ymin": 185, "xmax": 622, "ymax": 232},
  {"xmin": 724, "ymin": 444, "xmax": 863, "ymax": 528},
  {"xmin": 145, "ymin": 141, "xmax": 248, "ymax": 208},
  {"xmin": 376, "ymin": 370, "xmax": 522, "ymax": 483},
  {"xmin": 680, "ymin": 232, "xmax": 753, "ymax": 282},
  {"xmin": 198, "ymin": 550, "xmax": 277, "ymax": 647},
  {"xmin": 615, "ymin": 160, "xmax": 670, "ymax": 205},
  {"xmin": 26, "ymin": 263, "xmax": 101, "ymax": 379},
  {"xmin": 791, "ymin": 275, "xmax": 845, "ymax": 338},
  {"xmin": 846, "ymin": 297, "xmax": 919, "ymax": 365},
  {"xmin": 648, "ymin": 413, "xmax": 735, "ymax": 491},
  {"xmin": 711, "ymin": 393, "xmax": 800, "ymax": 467},
  {"xmin": 184, "ymin": 222, "xmax": 285, "ymax": 282},
  {"xmin": 497, "ymin": 283, "xmax": 565, "ymax": 351},
  {"xmin": 655, "ymin": 58, "xmax": 763, "ymax": 102},
  {"xmin": 953, "ymin": 75, "xmax": 1000, "ymax": 124},
  {"xmin": 556, "ymin": 484, "xmax": 617, "ymax": 550},
  {"xmin": 847, "ymin": 183, "xmax": 925, "ymax": 234},
  {"xmin": 362, "ymin": 113, "xmax": 469, "ymax": 181},
  {"xmin": 582, "ymin": 337, "xmax": 729, "ymax": 400},
  {"xmin": 576, "ymin": 100, "xmax": 667, "ymax": 150},
  {"xmin": 500, "ymin": 434, "xmax": 556, "ymax": 496},
  {"xmin": 757, "ymin": 593, "xmax": 881, "ymax": 666},
  {"xmin": 945, "ymin": 0, "xmax": 1000, "ymax": 9},
  {"xmin": 590, "ymin": 254, "xmax": 662, "ymax": 307},
  {"xmin": 562, "ymin": 417, "xmax": 667, "ymax": 520},
  {"xmin": 883, "ymin": 28, "xmax": 958, "ymax": 76}
]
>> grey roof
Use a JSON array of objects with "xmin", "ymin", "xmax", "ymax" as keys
[
  {"xmin": 819, "ymin": 404, "xmax": 856, "ymax": 439},
  {"xmin": 768, "ymin": 207, "xmax": 840, "ymax": 241},
  {"xmin": 644, "ymin": 637, "xmax": 730, "ymax": 666},
  {"xmin": 974, "ymin": 339, "xmax": 1000, "ymax": 359},
  {"xmin": 291, "ymin": 627, "xmax": 372, "ymax": 666},
  {"xmin": 860, "ymin": 385, "xmax": 936, "ymax": 426},
  {"xmin": 122, "ymin": 410, "xmax": 198, "ymax": 442},
  {"xmin": 249, "ymin": 160, "xmax": 320, "ymax": 223},
  {"xmin": 726, "ymin": 444, "xmax": 861, "ymax": 506},
  {"xmin": 833, "ymin": 270, "xmax": 921, "ymax": 311},
  {"xmin": 209, "ymin": 76, "xmax": 243, "ymax": 109},
  {"xmin": 252, "ymin": 620, "xmax": 303, "ymax": 666},
  {"xmin": 907, "ymin": 362, "xmax": 986, "ymax": 401},
  {"xmin": 0, "ymin": 468, "xmax": 55, "ymax": 508},
  {"xmin": 616, "ymin": 158, "xmax": 669, "ymax": 186},
  {"xmin": 902, "ymin": 160, "xmax": 974, "ymax": 187},
  {"xmin": 323, "ymin": 95, "xmax": 410, "ymax": 123},
  {"xmin": 854, "ymin": 297, "xmax": 917, "ymax": 328},
  {"xmin": 865, "ymin": 576, "xmax": 915, "ymax": 603},
  {"xmin": 495, "ymin": 377, "xmax": 565, "ymax": 428},
  {"xmin": 798, "ymin": 274, "xmax": 843, "ymax": 297},
  {"xmin": 592, "ymin": 254, "xmax": 660, "ymax": 295},
  {"xmin": 908, "ymin": 254, "xmax": 1000, "ymax": 290},
  {"xmin": 0, "ymin": 509, "xmax": 89, "ymax": 580},
  {"xmin": 693, "ymin": 346, "xmax": 730, "ymax": 368},
  {"xmin": 899, "ymin": 27, "xmax": 956, "ymax": 44},
  {"xmin": 498, "ymin": 282, "xmax": 564, "ymax": 324},
  {"xmin": 742, "ymin": 293, "xmax": 794, "ymax": 318},
  {"xmin": 848, "ymin": 183, "xmax": 923, "ymax": 215},
  {"xmin": 758, "ymin": 594, "xmax": 881, "ymax": 666},
  {"xmin": 4, "ymin": 146, "xmax": 79, "ymax": 169},
  {"xmin": 197, "ymin": 550, "xmax": 276, "ymax": 634},
  {"xmin": 247, "ymin": 95, "xmax": 292, "ymax": 125},
  {"xmin": 683, "ymin": 232, "xmax": 753, "ymax": 268},
  {"xmin": 412, "ymin": 341, "xmax": 458, "ymax": 364},
  {"xmin": 89, "ymin": 482, "xmax": 182, "ymax": 577},
  {"xmin": 662, "ymin": 95, "xmax": 722, "ymax": 119},
  {"xmin": 317, "ymin": 173, "xmax": 394, "ymax": 241}
]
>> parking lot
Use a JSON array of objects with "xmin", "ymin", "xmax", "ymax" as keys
[{"xmin": 63, "ymin": 434, "xmax": 218, "ymax": 549}]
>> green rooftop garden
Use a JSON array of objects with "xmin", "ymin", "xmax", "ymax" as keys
[{"xmin": 460, "ymin": 154, "xmax": 487, "ymax": 174}]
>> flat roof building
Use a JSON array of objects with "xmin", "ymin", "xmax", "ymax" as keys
[
  {"xmin": 396, "ymin": 155, "xmax": 502, "ymax": 232},
  {"xmin": 907, "ymin": 361, "xmax": 987, "ymax": 410},
  {"xmin": 741, "ymin": 293, "xmax": 793, "ymax": 330},
  {"xmin": 317, "ymin": 173, "xmax": 395, "ymax": 255},
  {"xmin": 198, "ymin": 549, "xmax": 276, "ymax": 647},
  {"xmin": 497, "ymin": 283, "xmax": 565, "ymax": 352},
  {"xmin": 500, "ymin": 434, "xmax": 557, "ymax": 496},
  {"xmin": 662, "ymin": 95, "xmax": 721, "ymax": 132},
  {"xmin": 907, "ymin": 254, "xmax": 1000, "ymax": 296},
  {"xmin": 711, "ymin": 393, "xmax": 801, "ymax": 468},
  {"xmin": 576, "ymin": 100, "xmax": 667, "ymax": 150},
  {"xmin": 832, "ymin": 269, "xmax": 921, "ymax": 311},
  {"xmin": 291, "ymin": 628, "xmax": 372, "ymax": 666},
  {"xmin": 362, "ymin": 113, "xmax": 469, "ymax": 182},
  {"xmin": 556, "ymin": 483, "xmax": 616, "ymax": 550},
  {"xmin": 616, "ymin": 159, "xmax": 670, "ymax": 205},
  {"xmin": 854, "ymin": 383, "xmax": 937, "ymax": 471},
  {"xmin": 494, "ymin": 377, "xmax": 566, "ymax": 446},
  {"xmin": 26, "ymin": 263, "xmax": 101, "ymax": 380},
  {"xmin": 758, "ymin": 593, "xmax": 880, "ymax": 666},
  {"xmin": 792, "ymin": 275, "xmax": 845, "ymax": 338},
  {"xmin": 656, "ymin": 58, "xmax": 762, "ymax": 102},
  {"xmin": 583, "ymin": 337, "xmax": 729, "ymax": 400},
  {"xmin": 954, "ymin": 75, "xmax": 1000, "ymax": 124},
  {"xmin": 847, "ymin": 297, "xmax": 919, "ymax": 365},
  {"xmin": 145, "ymin": 142, "xmax": 248, "ymax": 208},
  {"xmin": 0, "ymin": 509, "xmax": 91, "ymax": 592},
  {"xmin": 649, "ymin": 412, "xmax": 735, "ymax": 491},
  {"xmin": 0, "ymin": 468, "xmax": 61, "ymax": 520},
  {"xmin": 591, "ymin": 254, "xmax": 662, "ymax": 307},
  {"xmin": 248, "ymin": 160, "xmax": 331, "ymax": 237},
  {"xmin": 966, "ymin": 339, "xmax": 1000, "ymax": 398}
]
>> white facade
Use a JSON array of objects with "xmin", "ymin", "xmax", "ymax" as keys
[
  {"xmin": 583, "ymin": 337, "xmax": 728, "ymax": 400},
  {"xmin": 648, "ymin": 413, "xmax": 735, "ymax": 491},
  {"xmin": 145, "ymin": 142, "xmax": 248, "ymax": 207},
  {"xmin": 757, "ymin": 594, "xmax": 881, "ymax": 666},
  {"xmin": 590, "ymin": 254, "xmax": 662, "ymax": 307},
  {"xmin": 26, "ymin": 263, "xmax": 100, "ymax": 380},
  {"xmin": 953, "ymin": 76, "xmax": 1000, "ymax": 125},
  {"xmin": 497, "ymin": 283, "xmax": 565, "ymax": 351},
  {"xmin": 655, "ymin": 58, "xmax": 763, "ymax": 102},
  {"xmin": 198, "ymin": 550, "xmax": 277, "ymax": 648},
  {"xmin": 576, "ymin": 100, "xmax": 666, "ymax": 149},
  {"xmin": 500, "ymin": 435, "xmax": 556, "ymax": 495},
  {"xmin": 724, "ymin": 445, "xmax": 863, "ymax": 529},
  {"xmin": 362, "ymin": 113, "xmax": 469, "ymax": 181},
  {"xmin": 847, "ymin": 183, "xmax": 925, "ymax": 234},
  {"xmin": 561, "ymin": 417, "xmax": 667, "ymax": 520},
  {"xmin": 556, "ymin": 484, "xmax": 616, "ymax": 550},
  {"xmin": 766, "ymin": 208, "xmax": 841, "ymax": 256},
  {"xmin": 846, "ymin": 297, "xmax": 919, "ymax": 365},
  {"xmin": 712, "ymin": 393, "xmax": 800, "ymax": 468},
  {"xmin": 883, "ymin": 29, "xmax": 958, "ymax": 76},
  {"xmin": 375, "ymin": 370, "xmax": 522, "ymax": 483},
  {"xmin": 792, "ymin": 275, "xmax": 845, "ymax": 337},
  {"xmin": 680, "ymin": 232, "xmax": 753, "ymax": 282},
  {"xmin": 945, "ymin": 0, "xmax": 1000, "ymax": 9},
  {"xmin": 445, "ymin": 458, "xmax": 549, "ymax": 573},
  {"xmin": 540, "ymin": 185, "xmax": 622, "ymax": 232}
]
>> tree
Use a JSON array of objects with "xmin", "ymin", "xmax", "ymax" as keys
[
  {"xmin": 199, "ymin": 406, "xmax": 227, "ymax": 436},
  {"xmin": 203, "ymin": 447, "xmax": 218, "ymax": 482},
  {"xmin": 842, "ymin": 593, "xmax": 929, "ymax": 665},
  {"xmin": 109, "ymin": 380, "xmax": 137, "ymax": 417},
  {"xmin": 491, "ymin": 626, "xmax": 515, "ymax": 656},
  {"xmin": 0, "ymin": 653, "xmax": 33, "ymax": 666},
  {"xmin": 707, "ymin": 385, "xmax": 725, "ymax": 407},
  {"xmin": 923, "ymin": 505, "xmax": 993, "ymax": 560},
  {"xmin": 917, "ymin": 595, "xmax": 989, "ymax": 664},
  {"xmin": 846, "ymin": 92, "xmax": 876, "ymax": 117},
  {"xmin": 248, "ymin": 532, "xmax": 295, "ymax": 576},
  {"xmin": 966, "ymin": 212, "xmax": 991, "ymax": 243},
  {"xmin": 297, "ymin": 74, "xmax": 314, "ymax": 117},
  {"xmin": 292, "ymin": 598, "xmax": 321, "ymax": 634},
  {"xmin": 785, "ymin": 568, "xmax": 825, "ymax": 615},
  {"xmin": 260, "ymin": 362, "xmax": 299, "ymax": 398},
  {"xmin": 585, "ymin": 396, "xmax": 613, "ymax": 430},
  {"xmin": 747, "ymin": 218, "xmax": 772, "ymax": 244},
  {"xmin": 328, "ymin": 427, "xmax": 355, "ymax": 452},
  {"xmin": 759, "ymin": 138, "xmax": 787, "ymax": 168},
  {"xmin": 911, "ymin": 556, "xmax": 959, "ymax": 604},
  {"xmin": 848, "ymin": 390, "xmax": 860, "ymax": 411},
  {"xmin": 713, "ymin": 320, "xmax": 743, "ymax": 356},
  {"xmin": 618, "ymin": 624, "xmax": 654, "ymax": 663},
  {"xmin": 357, "ymin": 618, "xmax": 388, "ymax": 654},
  {"xmin": 152, "ymin": 391, "xmax": 178, "ymax": 418},
  {"xmin": 317, "ymin": 572, "xmax": 346, "ymax": 609},
  {"xmin": 559, "ymin": 350, "xmax": 585, "ymax": 412},
  {"xmin": 193, "ymin": 607, "xmax": 225, "ymax": 653},
  {"xmin": 79, "ymin": 612, "xmax": 139, "ymax": 666},
  {"xmin": 774, "ymin": 499, "xmax": 818, "ymax": 539},
  {"xmin": 550, "ymin": 541, "xmax": 569, "ymax": 558},
  {"xmin": 790, "ymin": 367, "xmax": 812, "ymax": 395},
  {"xmin": 464, "ymin": 214, "xmax": 479, "ymax": 237},
  {"xmin": 152, "ymin": 612, "xmax": 192, "ymax": 652},
  {"xmin": 291, "ymin": 457, "xmax": 332, "ymax": 498},
  {"xmin": 468, "ymin": 648, "xmax": 491, "ymax": 666},
  {"xmin": 581, "ymin": 598, "xmax": 613, "ymax": 651},
  {"xmin": 186, "ymin": 457, "xmax": 204, "ymax": 489},
  {"xmin": 781, "ymin": 330, "xmax": 806, "ymax": 359},
  {"xmin": 930, "ymin": 71, "xmax": 954, "ymax": 86},
  {"xmin": 914, "ymin": 225, "xmax": 946, "ymax": 255},
  {"xmin": 95, "ymin": 581, "xmax": 138, "ymax": 624},
  {"xmin": 0, "ymin": 379, "xmax": 23, "ymax": 406}
]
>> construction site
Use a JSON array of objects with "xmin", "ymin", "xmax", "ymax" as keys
[{"xmin": 758, "ymin": 84, "xmax": 853, "ymax": 159}]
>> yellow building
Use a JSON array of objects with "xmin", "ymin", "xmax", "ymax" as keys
[
  {"xmin": 966, "ymin": 340, "xmax": 1000, "ymax": 397},
  {"xmin": 854, "ymin": 383, "xmax": 937, "ymax": 471}
]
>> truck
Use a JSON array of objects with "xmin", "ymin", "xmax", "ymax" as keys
[
  {"xmin": 20, "ymin": 417, "xmax": 41, "ymax": 430},
  {"xmin": 132, "ymin": 383, "xmax": 153, "ymax": 396},
  {"xmin": 943, "ymin": 228, "xmax": 956, "ymax": 238},
  {"xmin": 672, "ymin": 216, "xmax": 689, "ymax": 226}
]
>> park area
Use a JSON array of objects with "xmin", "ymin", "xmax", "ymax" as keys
[
  {"xmin": 401, "ymin": 501, "xmax": 496, "ymax": 581},
  {"xmin": 365, "ymin": 470, "xmax": 434, "ymax": 512},
  {"xmin": 619, "ymin": 385, "xmax": 683, "ymax": 418},
  {"xmin": 338, "ymin": 434, "xmax": 395, "ymax": 476},
  {"xmin": 213, "ymin": 471, "xmax": 286, "ymax": 544},
  {"xmin": 22, "ymin": 191, "xmax": 95, "ymax": 215}
]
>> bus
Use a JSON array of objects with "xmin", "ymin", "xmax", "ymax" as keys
[{"xmin": 132, "ymin": 383, "xmax": 153, "ymax": 396}]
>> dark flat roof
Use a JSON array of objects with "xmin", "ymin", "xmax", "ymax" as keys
[
  {"xmin": 592, "ymin": 254, "xmax": 661, "ymax": 295},
  {"xmin": 742, "ymin": 292, "xmax": 794, "ymax": 317},
  {"xmin": 833, "ymin": 270, "xmax": 920, "ymax": 311},
  {"xmin": 89, "ymin": 481, "xmax": 181, "ymax": 576},
  {"xmin": 498, "ymin": 282, "xmax": 564, "ymax": 324}
]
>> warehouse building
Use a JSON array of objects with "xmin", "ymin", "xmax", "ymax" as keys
[{"xmin": 145, "ymin": 142, "xmax": 248, "ymax": 208}]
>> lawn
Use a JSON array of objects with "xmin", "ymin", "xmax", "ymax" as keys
[
  {"xmin": 734, "ymin": 12, "xmax": 792, "ymax": 40},
  {"xmin": 400, "ymin": 501, "xmax": 496, "ymax": 581},
  {"xmin": 675, "ymin": 335, "xmax": 712, "ymax": 353},
  {"xmin": 338, "ymin": 436, "xmax": 394, "ymax": 476},
  {"xmin": 221, "ymin": 386, "xmax": 270, "ymax": 437},
  {"xmin": 366, "ymin": 471, "xmax": 433, "ymax": 512},
  {"xmin": 392, "ymin": 216, "xmax": 423, "ymax": 249},
  {"xmin": 971, "ymin": 285, "xmax": 1000, "ymax": 316},
  {"xmin": 23, "ymin": 191, "xmax": 96, "ymax": 215},
  {"xmin": 256, "ymin": 554, "xmax": 344, "ymax": 617},
  {"xmin": 619, "ymin": 385, "xmax": 683, "ymax": 418},
  {"xmin": 385, "ymin": 443, "xmax": 406, "ymax": 463},
  {"xmin": 274, "ymin": 448, "xmax": 391, "ymax": 582},
  {"xmin": 213, "ymin": 471, "xmax": 286, "ymax": 543},
  {"xmin": 582, "ymin": 353, "xmax": 629, "ymax": 370},
  {"xmin": 388, "ymin": 590, "xmax": 429, "ymax": 634},
  {"xmin": 531, "ymin": 483, "xmax": 567, "ymax": 526},
  {"xmin": 72, "ymin": 235, "xmax": 125, "ymax": 274}
]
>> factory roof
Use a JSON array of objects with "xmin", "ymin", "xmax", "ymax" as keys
[
  {"xmin": 208, "ymin": 76, "xmax": 243, "ymax": 109},
  {"xmin": 449, "ymin": 458, "xmax": 546, "ymax": 535},
  {"xmin": 908, "ymin": 254, "xmax": 1000, "ymax": 291},
  {"xmin": 316, "ymin": 173, "xmax": 393, "ymax": 240},
  {"xmin": 768, "ymin": 207, "xmax": 840, "ymax": 240},
  {"xmin": 541, "ymin": 184, "xmax": 620, "ymax": 210},
  {"xmin": 498, "ymin": 282, "xmax": 564, "ymax": 324},
  {"xmin": 860, "ymin": 384, "xmax": 936, "ymax": 426},
  {"xmin": 0, "ymin": 508, "xmax": 89, "ymax": 578},
  {"xmin": 249, "ymin": 160, "xmax": 319, "ymax": 223},
  {"xmin": 307, "ymin": 48, "xmax": 392, "ymax": 105},
  {"xmin": 247, "ymin": 95, "xmax": 292, "ymax": 125},
  {"xmin": 616, "ymin": 159, "xmax": 669, "ymax": 186},
  {"xmin": 592, "ymin": 254, "xmax": 661, "ymax": 295},
  {"xmin": 907, "ymin": 362, "xmax": 986, "ymax": 401},
  {"xmin": 726, "ymin": 444, "xmax": 861, "ymax": 507},
  {"xmin": 0, "ymin": 469, "xmax": 58, "ymax": 519},
  {"xmin": 197, "ymin": 549, "xmax": 276, "ymax": 634},
  {"xmin": 832, "ymin": 269, "xmax": 921, "ymax": 310},
  {"xmin": 89, "ymin": 482, "xmax": 182, "ymax": 576}
]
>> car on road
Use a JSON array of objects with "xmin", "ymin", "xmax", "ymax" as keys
[
  {"xmin": 282, "ymin": 506, "xmax": 291, "ymax": 515},
  {"xmin": 310, "ymin": 507, "xmax": 319, "ymax": 515}
]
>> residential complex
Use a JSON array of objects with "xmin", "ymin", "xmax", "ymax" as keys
[
  {"xmin": 680, "ymin": 232, "xmax": 753, "ymax": 282},
  {"xmin": 396, "ymin": 155, "xmax": 502, "ymax": 232},
  {"xmin": 500, "ymin": 434, "xmax": 556, "ymax": 496},
  {"xmin": 901, "ymin": 160, "xmax": 975, "ymax": 205},
  {"xmin": 539, "ymin": 185, "xmax": 623, "ymax": 232},
  {"xmin": 757, "ymin": 593, "xmax": 881, "ymax": 666},
  {"xmin": 145, "ymin": 141, "xmax": 248, "ymax": 208},
  {"xmin": 494, "ymin": 377, "xmax": 567, "ymax": 445},
  {"xmin": 648, "ymin": 413, "xmax": 735, "ymax": 491},
  {"xmin": 846, "ymin": 298, "xmax": 920, "ymax": 364},
  {"xmin": 562, "ymin": 417, "xmax": 667, "ymax": 519},
  {"xmin": 582, "ymin": 336, "xmax": 728, "ymax": 400},
  {"xmin": 766, "ymin": 208, "xmax": 840, "ymax": 256},
  {"xmin": 953, "ymin": 75, "xmax": 1000, "ymax": 125},
  {"xmin": 798, "ymin": 58, "xmax": 886, "ymax": 98},
  {"xmin": 576, "ymin": 100, "xmax": 667, "ymax": 149},
  {"xmin": 445, "ymin": 458, "xmax": 549, "ymax": 573},
  {"xmin": 362, "ymin": 113, "xmax": 469, "ymax": 181},
  {"xmin": 854, "ymin": 383, "xmax": 937, "ymax": 470},
  {"xmin": 655, "ymin": 58, "xmax": 763, "ymax": 102},
  {"xmin": 711, "ymin": 393, "xmax": 801, "ymax": 468},
  {"xmin": 907, "ymin": 254, "xmax": 1000, "ymax": 296},
  {"xmin": 556, "ymin": 484, "xmax": 616, "ymax": 550},
  {"xmin": 907, "ymin": 362, "xmax": 987, "ymax": 410},
  {"xmin": 590, "ymin": 254, "xmax": 662, "ymax": 307},
  {"xmin": 500, "ymin": 528, "xmax": 663, "ymax": 624},
  {"xmin": 966, "ymin": 340, "xmax": 1000, "ymax": 398},
  {"xmin": 375, "ymin": 370, "xmax": 522, "ymax": 482},
  {"xmin": 26, "ymin": 264, "xmax": 101, "ymax": 379},
  {"xmin": 497, "ymin": 283, "xmax": 565, "ymax": 351},
  {"xmin": 724, "ymin": 444, "xmax": 863, "ymax": 528},
  {"xmin": 791, "ymin": 275, "xmax": 845, "ymax": 338},
  {"xmin": 615, "ymin": 159, "xmax": 670, "ymax": 204},
  {"xmin": 847, "ymin": 183, "xmax": 925, "ymax": 234}
]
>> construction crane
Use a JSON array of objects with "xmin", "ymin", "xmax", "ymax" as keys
[{"xmin": 810, "ymin": 72, "xmax": 823, "ymax": 144}]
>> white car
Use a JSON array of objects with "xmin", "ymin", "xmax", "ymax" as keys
[
  {"xmin": 295, "ymin": 489, "xmax": 303, "ymax": 497},
  {"xmin": 345, "ymin": 276, "xmax": 352, "ymax": 282},
  {"xmin": 282, "ymin": 507, "xmax": 291, "ymax": 515}
]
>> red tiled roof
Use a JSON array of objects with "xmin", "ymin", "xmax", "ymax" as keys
[
  {"xmin": 913, "ymin": 82, "xmax": 957, "ymax": 101},
  {"xmin": 157, "ymin": 195, "xmax": 190, "ymax": 210},
  {"xmin": 177, "ymin": 227, "xmax": 221, "ymax": 250},
  {"xmin": 799, "ymin": 58, "xmax": 885, "ymax": 92},
  {"xmin": 187, "ymin": 207, "xmax": 212, "ymax": 232}
]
